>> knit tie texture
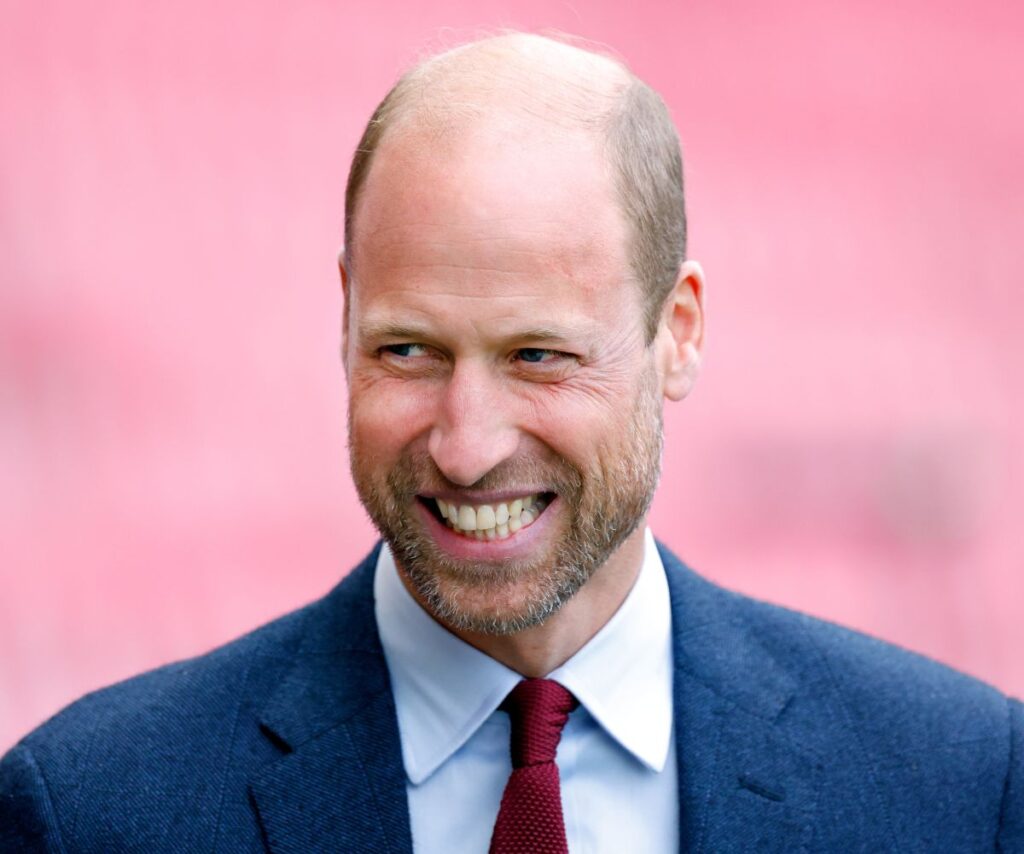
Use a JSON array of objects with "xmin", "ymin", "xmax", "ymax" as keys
[{"xmin": 489, "ymin": 679, "xmax": 578, "ymax": 854}]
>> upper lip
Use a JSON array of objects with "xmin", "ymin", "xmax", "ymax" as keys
[{"xmin": 418, "ymin": 490, "xmax": 553, "ymax": 504}]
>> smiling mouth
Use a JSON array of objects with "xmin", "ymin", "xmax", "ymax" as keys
[{"xmin": 420, "ymin": 493, "xmax": 554, "ymax": 540}]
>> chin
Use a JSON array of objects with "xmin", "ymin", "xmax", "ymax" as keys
[{"xmin": 401, "ymin": 559, "xmax": 585, "ymax": 636}]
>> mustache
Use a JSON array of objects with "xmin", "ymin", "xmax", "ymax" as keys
[{"xmin": 386, "ymin": 449, "xmax": 583, "ymax": 498}]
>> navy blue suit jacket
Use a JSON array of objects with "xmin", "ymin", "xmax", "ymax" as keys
[{"xmin": 2, "ymin": 543, "xmax": 1022, "ymax": 852}]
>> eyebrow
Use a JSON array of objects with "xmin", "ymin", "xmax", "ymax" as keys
[
  {"xmin": 508, "ymin": 327, "xmax": 576, "ymax": 344},
  {"xmin": 357, "ymin": 321, "xmax": 434, "ymax": 342},
  {"xmin": 357, "ymin": 321, "xmax": 579, "ymax": 345}
]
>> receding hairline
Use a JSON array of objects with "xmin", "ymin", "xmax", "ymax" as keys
[
  {"xmin": 344, "ymin": 33, "xmax": 638, "ymax": 266},
  {"xmin": 389, "ymin": 33, "xmax": 633, "ymax": 131}
]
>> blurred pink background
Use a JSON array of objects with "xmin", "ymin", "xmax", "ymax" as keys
[{"xmin": 3, "ymin": 0, "xmax": 1022, "ymax": 750}]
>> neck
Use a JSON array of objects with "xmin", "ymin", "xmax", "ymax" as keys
[{"xmin": 446, "ymin": 525, "xmax": 648, "ymax": 677}]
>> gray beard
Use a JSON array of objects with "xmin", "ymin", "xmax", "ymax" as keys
[{"xmin": 349, "ymin": 370, "xmax": 664, "ymax": 635}]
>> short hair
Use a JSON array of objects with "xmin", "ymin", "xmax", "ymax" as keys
[{"xmin": 343, "ymin": 33, "xmax": 687, "ymax": 342}]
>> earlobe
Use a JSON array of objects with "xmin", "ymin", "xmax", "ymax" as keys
[
  {"xmin": 660, "ymin": 260, "xmax": 705, "ymax": 402},
  {"xmin": 663, "ymin": 342, "xmax": 701, "ymax": 401}
]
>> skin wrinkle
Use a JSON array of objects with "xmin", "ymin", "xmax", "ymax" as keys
[
  {"xmin": 357, "ymin": 321, "xmax": 601, "ymax": 349},
  {"xmin": 378, "ymin": 250, "xmax": 590, "ymax": 269},
  {"xmin": 355, "ymin": 294, "xmax": 618, "ymax": 337},
  {"xmin": 355, "ymin": 313, "xmax": 641, "ymax": 399},
  {"xmin": 358, "ymin": 261, "xmax": 616, "ymax": 297},
  {"xmin": 359, "ymin": 236, "xmax": 615, "ymax": 279},
  {"xmin": 361, "ymin": 234, "xmax": 615, "ymax": 272},
  {"xmin": 368, "ymin": 217, "xmax": 572, "ymax": 233},
  {"xmin": 358, "ymin": 311, "xmax": 606, "ymax": 342},
  {"xmin": 352, "ymin": 352, "xmax": 634, "ymax": 414},
  {"xmin": 371, "ymin": 265, "xmax": 559, "ymax": 278}
]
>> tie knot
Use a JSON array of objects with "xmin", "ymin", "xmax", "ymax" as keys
[{"xmin": 502, "ymin": 679, "xmax": 578, "ymax": 768}]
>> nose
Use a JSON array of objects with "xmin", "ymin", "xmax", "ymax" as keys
[{"xmin": 427, "ymin": 361, "xmax": 520, "ymax": 486}]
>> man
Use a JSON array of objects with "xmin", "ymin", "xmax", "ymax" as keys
[{"xmin": 1, "ymin": 32, "xmax": 1021, "ymax": 853}]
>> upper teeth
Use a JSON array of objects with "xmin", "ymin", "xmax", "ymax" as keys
[{"xmin": 436, "ymin": 495, "xmax": 542, "ymax": 536}]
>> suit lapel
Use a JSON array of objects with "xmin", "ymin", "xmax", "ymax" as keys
[
  {"xmin": 660, "ymin": 545, "xmax": 822, "ymax": 853},
  {"xmin": 248, "ymin": 541, "xmax": 823, "ymax": 853},
  {"xmin": 249, "ymin": 546, "xmax": 413, "ymax": 854}
]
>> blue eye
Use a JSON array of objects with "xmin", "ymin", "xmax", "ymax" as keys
[
  {"xmin": 518, "ymin": 348, "xmax": 552, "ymax": 363},
  {"xmin": 383, "ymin": 343, "xmax": 427, "ymax": 358}
]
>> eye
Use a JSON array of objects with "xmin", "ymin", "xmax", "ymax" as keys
[
  {"xmin": 510, "ymin": 348, "xmax": 578, "ymax": 381},
  {"xmin": 515, "ymin": 348, "xmax": 561, "ymax": 364},
  {"xmin": 376, "ymin": 343, "xmax": 443, "ymax": 374},
  {"xmin": 381, "ymin": 343, "xmax": 429, "ymax": 358}
]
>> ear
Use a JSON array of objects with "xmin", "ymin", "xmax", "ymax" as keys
[
  {"xmin": 338, "ymin": 248, "xmax": 351, "ymax": 372},
  {"xmin": 655, "ymin": 260, "xmax": 705, "ymax": 401}
]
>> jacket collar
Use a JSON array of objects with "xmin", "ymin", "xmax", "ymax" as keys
[
  {"xmin": 249, "ymin": 543, "xmax": 414, "ymax": 854},
  {"xmin": 249, "ymin": 541, "xmax": 820, "ymax": 853},
  {"xmin": 658, "ymin": 544, "xmax": 821, "ymax": 853}
]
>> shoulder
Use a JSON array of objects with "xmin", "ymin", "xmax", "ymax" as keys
[
  {"xmin": 14, "ymin": 547, "xmax": 379, "ymax": 752},
  {"xmin": 659, "ymin": 543, "xmax": 1023, "ymax": 848},
  {"xmin": 724, "ymin": 567, "xmax": 1009, "ymax": 733},
  {"xmin": 0, "ymin": 550, "xmax": 381, "ymax": 850},
  {"xmin": 658, "ymin": 541, "xmax": 1011, "ymax": 725},
  {"xmin": 15, "ymin": 585, "xmax": 313, "ymax": 762},
  {"xmin": 732, "ymin": 589, "xmax": 1023, "ymax": 847}
]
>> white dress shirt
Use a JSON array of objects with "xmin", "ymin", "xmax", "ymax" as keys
[{"xmin": 374, "ymin": 528, "xmax": 678, "ymax": 853}]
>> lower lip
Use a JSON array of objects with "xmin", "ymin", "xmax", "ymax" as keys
[{"xmin": 415, "ymin": 497, "xmax": 559, "ymax": 560}]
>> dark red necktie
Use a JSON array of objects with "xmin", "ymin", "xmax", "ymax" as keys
[{"xmin": 489, "ymin": 679, "xmax": 579, "ymax": 854}]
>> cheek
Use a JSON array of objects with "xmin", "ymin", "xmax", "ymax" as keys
[
  {"xmin": 524, "ymin": 388, "xmax": 629, "ymax": 469},
  {"xmin": 526, "ymin": 360, "xmax": 639, "ymax": 423},
  {"xmin": 348, "ymin": 376, "xmax": 440, "ymax": 457}
]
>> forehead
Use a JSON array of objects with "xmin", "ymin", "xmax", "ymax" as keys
[{"xmin": 349, "ymin": 121, "xmax": 636, "ymax": 325}]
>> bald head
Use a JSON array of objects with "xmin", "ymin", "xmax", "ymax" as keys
[
  {"xmin": 372, "ymin": 34, "xmax": 629, "ymax": 135},
  {"xmin": 344, "ymin": 33, "xmax": 687, "ymax": 340}
]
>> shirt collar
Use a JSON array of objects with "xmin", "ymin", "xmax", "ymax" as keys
[{"xmin": 374, "ymin": 528, "xmax": 674, "ymax": 784}]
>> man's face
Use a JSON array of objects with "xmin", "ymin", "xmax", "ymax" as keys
[{"xmin": 345, "ymin": 122, "xmax": 666, "ymax": 634}]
